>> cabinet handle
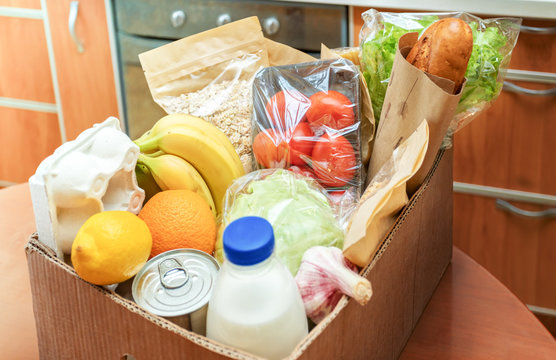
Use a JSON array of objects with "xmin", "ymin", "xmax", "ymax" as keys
[
  {"xmin": 520, "ymin": 25, "xmax": 556, "ymax": 35},
  {"xmin": 503, "ymin": 81, "xmax": 556, "ymax": 96},
  {"xmin": 505, "ymin": 69, "xmax": 556, "ymax": 85},
  {"xmin": 495, "ymin": 199, "xmax": 556, "ymax": 219},
  {"xmin": 69, "ymin": 1, "xmax": 84, "ymax": 53}
]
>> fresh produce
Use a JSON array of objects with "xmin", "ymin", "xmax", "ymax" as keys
[
  {"xmin": 361, "ymin": 14, "xmax": 437, "ymax": 122},
  {"xmin": 135, "ymin": 163, "xmax": 162, "ymax": 205},
  {"xmin": 134, "ymin": 114, "xmax": 244, "ymax": 172},
  {"xmin": 137, "ymin": 153, "xmax": 216, "ymax": 217},
  {"xmin": 138, "ymin": 189, "xmax": 216, "ymax": 258},
  {"xmin": 216, "ymin": 169, "xmax": 344, "ymax": 275},
  {"xmin": 406, "ymin": 18, "xmax": 473, "ymax": 93},
  {"xmin": 252, "ymin": 129, "xmax": 290, "ymax": 168},
  {"xmin": 265, "ymin": 89, "xmax": 310, "ymax": 131},
  {"xmin": 311, "ymin": 133, "xmax": 356, "ymax": 187},
  {"xmin": 287, "ymin": 165, "xmax": 317, "ymax": 180},
  {"xmin": 360, "ymin": 11, "xmax": 519, "ymax": 127},
  {"xmin": 134, "ymin": 114, "xmax": 245, "ymax": 215},
  {"xmin": 295, "ymin": 246, "xmax": 372, "ymax": 324},
  {"xmin": 251, "ymin": 59, "xmax": 364, "ymax": 210},
  {"xmin": 288, "ymin": 122, "xmax": 315, "ymax": 166},
  {"xmin": 71, "ymin": 211, "xmax": 152, "ymax": 285},
  {"xmin": 457, "ymin": 21, "xmax": 514, "ymax": 117},
  {"xmin": 253, "ymin": 122, "xmax": 315, "ymax": 168},
  {"xmin": 305, "ymin": 91, "xmax": 355, "ymax": 130}
]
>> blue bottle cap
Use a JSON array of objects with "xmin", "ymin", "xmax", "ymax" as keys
[{"xmin": 223, "ymin": 216, "xmax": 275, "ymax": 266}]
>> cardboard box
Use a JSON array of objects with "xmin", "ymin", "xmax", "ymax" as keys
[{"xmin": 25, "ymin": 148, "xmax": 453, "ymax": 360}]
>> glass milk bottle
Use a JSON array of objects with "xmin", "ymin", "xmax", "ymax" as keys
[{"xmin": 206, "ymin": 216, "xmax": 308, "ymax": 360}]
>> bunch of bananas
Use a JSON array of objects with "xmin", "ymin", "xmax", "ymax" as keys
[{"xmin": 134, "ymin": 114, "xmax": 245, "ymax": 216}]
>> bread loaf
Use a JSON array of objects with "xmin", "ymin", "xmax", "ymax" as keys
[{"xmin": 406, "ymin": 18, "xmax": 473, "ymax": 93}]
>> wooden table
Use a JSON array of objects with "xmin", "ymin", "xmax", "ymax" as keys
[{"xmin": 1, "ymin": 184, "xmax": 555, "ymax": 359}]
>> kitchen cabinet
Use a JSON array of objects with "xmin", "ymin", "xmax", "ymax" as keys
[
  {"xmin": 0, "ymin": 3, "xmax": 60, "ymax": 185},
  {"xmin": 0, "ymin": 0, "xmax": 119, "ymax": 185},
  {"xmin": 452, "ymin": 17, "xmax": 556, "ymax": 311},
  {"xmin": 352, "ymin": 6, "xmax": 556, "ymax": 316}
]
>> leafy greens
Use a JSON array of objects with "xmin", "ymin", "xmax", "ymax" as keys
[{"xmin": 361, "ymin": 14, "xmax": 510, "ymax": 126}]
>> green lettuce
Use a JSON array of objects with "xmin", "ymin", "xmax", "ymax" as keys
[
  {"xmin": 361, "ymin": 16, "xmax": 438, "ymax": 123},
  {"xmin": 457, "ymin": 23, "xmax": 506, "ymax": 114},
  {"xmin": 217, "ymin": 169, "xmax": 344, "ymax": 275},
  {"xmin": 361, "ymin": 16, "xmax": 509, "ymax": 125}
]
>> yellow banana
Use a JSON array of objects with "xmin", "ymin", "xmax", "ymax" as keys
[
  {"xmin": 135, "ymin": 163, "xmax": 162, "ymax": 205},
  {"xmin": 137, "ymin": 153, "xmax": 217, "ymax": 217},
  {"xmin": 138, "ymin": 126, "xmax": 244, "ymax": 215},
  {"xmin": 134, "ymin": 114, "xmax": 243, "ymax": 172}
]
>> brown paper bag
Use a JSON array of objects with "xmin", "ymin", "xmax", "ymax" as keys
[
  {"xmin": 343, "ymin": 120, "xmax": 429, "ymax": 267},
  {"xmin": 138, "ymin": 17, "xmax": 269, "ymax": 173},
  {"xmin": 320, "ymin": 45, "xmax": 375, "ymax": 167},
  {"xmin": 265, "ymin": 38, "xmax": 316, "ymax": 66},
  {"xmin": 367, "ymin": 32, "xmax": 464, "ymax": 195}
]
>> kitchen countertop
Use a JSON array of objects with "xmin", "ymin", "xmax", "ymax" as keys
[
  {"xmin": 2, "ymin": 183, "xmax": 556, "ymax": 358},
  {"xmin": 280, "ymin": 0, "xmax": 556, "ymax": 20}
]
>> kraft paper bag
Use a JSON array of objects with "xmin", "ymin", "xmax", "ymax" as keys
[
  {"xmin": 321, "ymin": 44, "xmax": 375, "ymax": 167},
  {"xmin": 265, "ymin": 38, "xmax": 316, "ymax": 66},
  {"xmin": 367, "ymin": 32, "xmax": 464, "ymax": 195},
  {"xmin": 343, "ymin": 120, "xmax": 429, "ymax": 267},
  {"xmin": 139, "ymin": 16, "xmax": 268, "ymax": 101},
  {"xmin": 138, "ymin": 17, "xmax": 269, "ymax": 173}
]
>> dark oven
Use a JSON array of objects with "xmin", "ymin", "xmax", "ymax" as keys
[{"xmin": 111, "ymin": 0, "xmax": 349, "ymax": 138}]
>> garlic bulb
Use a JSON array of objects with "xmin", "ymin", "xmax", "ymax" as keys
[{"xmin": 294, "ymin": 246, "xmax": 372, "ymax": 324}]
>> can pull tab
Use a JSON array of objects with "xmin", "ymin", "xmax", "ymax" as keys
[{"xmin": 158, "ymin": 257, "xmax": 189, "ymax": 289}]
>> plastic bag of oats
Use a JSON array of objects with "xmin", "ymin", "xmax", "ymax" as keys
[{"xmin": 139, "ymin": 17, "xmax": 269, "ymax": 173}]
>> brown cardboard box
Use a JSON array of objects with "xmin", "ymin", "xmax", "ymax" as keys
[{"xmin": 25, "ymin": 148, "xmax": 453, "ymax": 360}]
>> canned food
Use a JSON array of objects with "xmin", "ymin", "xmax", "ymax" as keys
[{"xmin": 132, "ymin": 249, "xmax": 219, "ymax": 335}]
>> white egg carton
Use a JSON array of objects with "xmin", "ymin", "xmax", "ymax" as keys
[{"xmin": 29, "ymin": 117, "xmax": 145, "ymax": 259}]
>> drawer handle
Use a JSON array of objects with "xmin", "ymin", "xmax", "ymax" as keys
[
  {"xmin": 69, "ymin": 1, "xmax": 84, "ymax": 53},
  {"xmin": 503, "ymin": 81, "xmax": 556, "ymax": 96},
  {"xmin": 495, "ymin": 199, "xmax": 556, "ymax": 218},
  {"xmin": 171, "ymin": 10, "xmax": 186, "ymax": 28},
  {"xmin": 520, "ymin": 25, "xmax": 556, "ymax": 34}
]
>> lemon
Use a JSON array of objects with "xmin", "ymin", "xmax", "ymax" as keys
[{"xmin": 71, "ymin": 211, "xmax": 152, "ymax": 285}]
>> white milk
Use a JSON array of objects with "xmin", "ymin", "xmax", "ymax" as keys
[{"xmin": 206, "ymin": 217, "xmax": 308, "ymax": 360}]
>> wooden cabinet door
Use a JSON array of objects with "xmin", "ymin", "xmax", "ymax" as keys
[
  {"xmin": 453, "ymin": 18, "xmax": 556, "ymax": 309},
  {"xmin": 44, "ymin": 0, "xmax": 119, "ymax": 141},
  {"xmin": 0, "ymin": 12, "xmax": 62, "ymax": 184},
  {"xmin": 0, "ymin": 1, "xmax": 120, "ymax": 185}
]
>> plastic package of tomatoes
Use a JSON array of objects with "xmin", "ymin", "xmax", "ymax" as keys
[{"xmin": 251, "ymin": 58, "xmax": 363, "ymax": 227}]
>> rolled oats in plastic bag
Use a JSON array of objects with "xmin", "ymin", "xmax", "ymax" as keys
[
  {"xmin": 250, "ymin": 58, "xmax": 364, "ymax": 226},
  {"xmin": 359, "ymin": 9, "xmax": 521, "ymax": 144},
  {"xmin": 139, "ymin": 17, "xmax": 269, "ymax": 173}
]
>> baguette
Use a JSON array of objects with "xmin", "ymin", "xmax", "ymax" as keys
[{"xmin": 406, "ymin": 18, "xmax": 473, "ymax": 93}]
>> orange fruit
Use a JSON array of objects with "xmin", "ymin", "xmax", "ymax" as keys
[{"xmin": 138, "ymin": 189, "xmax": 216, "ymax": 258}]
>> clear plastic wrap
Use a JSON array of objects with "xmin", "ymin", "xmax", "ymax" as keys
[
  {"xmin": 139, "ymin": 17, "xmax": 269, "ymax": 173},
  {"xmin": 359, "ymin": 9, "xmax": 521, "ymax": 139},
  {"xmin": 215, "ymin": 169, "xmax": 345, "ymax": 276},
  {"xmin": 250, "ymin": 58, "xmax": 364, "ymax": 218}
]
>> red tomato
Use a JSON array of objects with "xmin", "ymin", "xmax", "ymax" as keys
[
  {"xmin": 265, "ymin": 90, "xmax": 310, "ymax": 131},
  {"xmin": 312, "ymin": 133, "xmax": 356, "ymax": 187},
  {"xmin": 306, "ymin": 91, "xmax": 355, "ymax": 130},
  {"xmin": 288, "ymin": 165, "xmax": 316, "ymax": 180},
  {"xmin": 326, "ymin": 189, "xmax": 347, "ymax": 207},
  {"xmin": 252, "ymin": 129, "xmax": 290, "ymax": 168},
  {"xmin": 289, "ymin": 122, "xmax": 315, "ymax": 166}
]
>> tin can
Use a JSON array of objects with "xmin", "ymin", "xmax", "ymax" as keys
[{"xmin": 132, "ymin": 249, "xmax": 219, "ymax": 335}]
